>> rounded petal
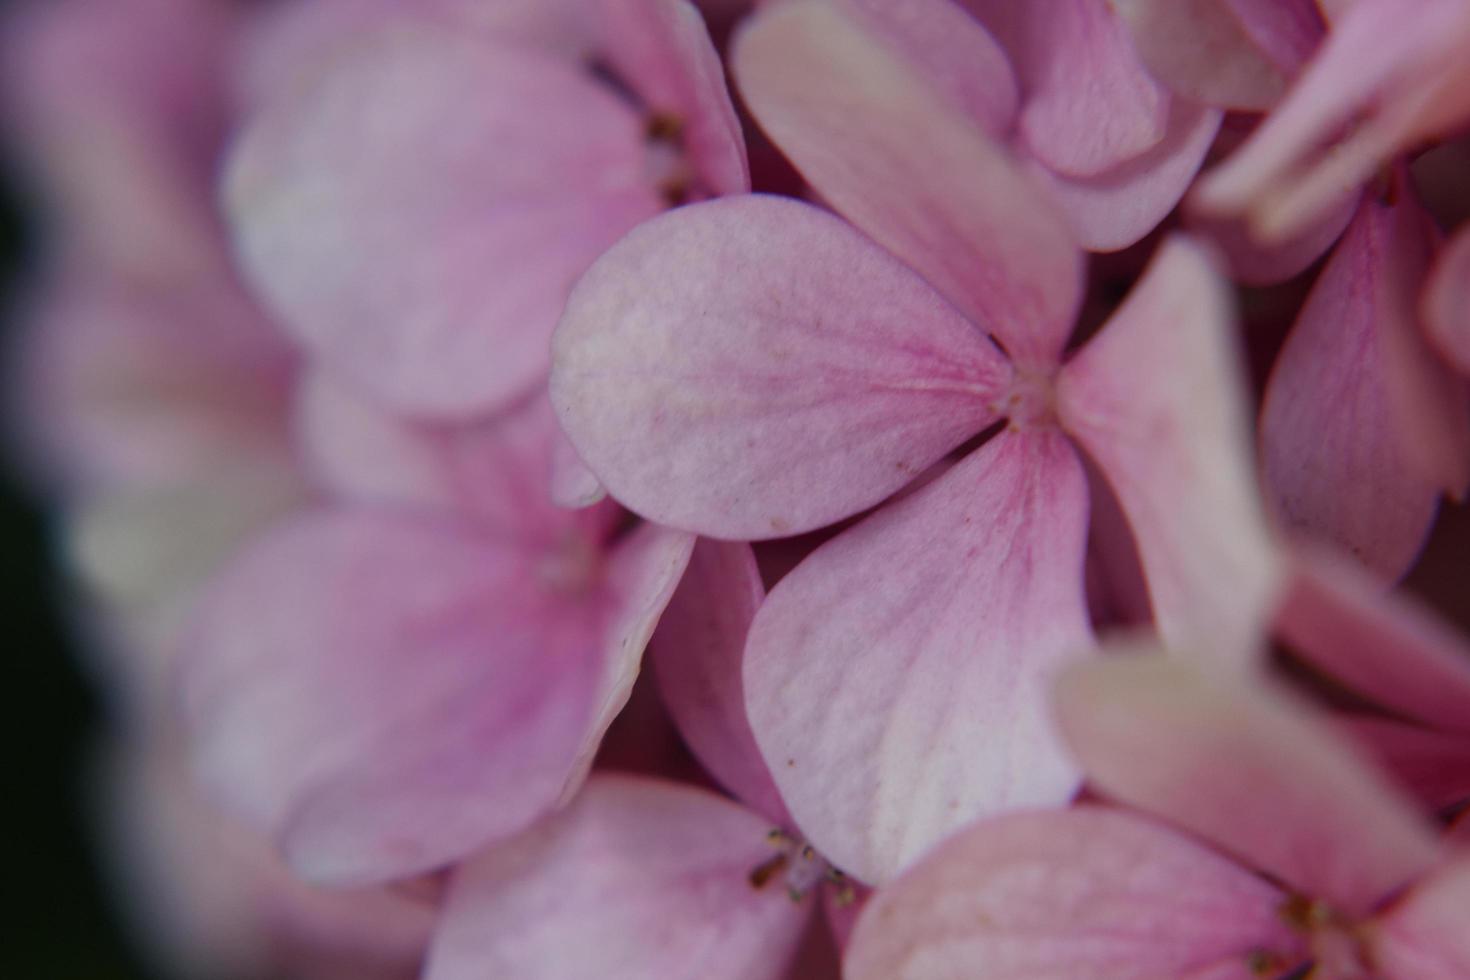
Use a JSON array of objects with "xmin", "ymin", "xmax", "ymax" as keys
[
  {"xmin": 650, "ymin": 539, "xmax": 790, "ymax": 824},
  {"xmin": 1261, "ymin": 192, "xmax": 1470, "ymax": 581},
  {"xmin": 1425, "ymin": 224, "xmax": 1470, "ymax": 375},
  {"xmin": 181, "ymin": 510, "xmax": 606, "ymax": 884},
  {"xmin": 226, "ymin": 25, "xmax": 662, "ymax": 417},
  {"xmin": 424, "ymin": 775, "xmax": 810, "ymax": 980},
  {"xmin": 733, "ymin": 0, "xmax": 1083, "ymax": 368},
  {"xmin": 1055, "ymin": 652, "xmax": 1444, "ymax": 914},
  {"xmin": 552, "ymin": 195, "xmax": 1010, "ymax": 540},
  {"xmin": 845, "ymin": 808, "xmax": 1301, "ymax": 980},
  {"xmin": 1058, "ymin": 237, "xmax": 1281, "ymax": 668},
  {"xmin": 746, "ymin": 430, "xmax": 1093, "ymax": 885}
]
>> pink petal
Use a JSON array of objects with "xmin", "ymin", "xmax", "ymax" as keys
[
  {"xmin": 549, "ymin": 428, "xmax": 606, "ymax": 509},
  {"xmin": 1339, "ymin": 716, "xmax": 1470, "ymax": 810},
  {"xmin": 733, "ymin": 0, "xmax": 1083, "ymax": 369},
  {"xmin": 650, "ymin": 539, "xmax": 791, "ymax": 824},
  {"xmin": 1425, "ymin": 224, "xmax": 1470, "ymax": 375},
  {"xmin": 551, "ymin": 195, "xmax": 1011, "ymax": 540},
  {"xmin": 599, "ymin": 0, "xmax": 749, "ymax": 195},
  {"xmin": 1187, "ymin": 187, "xmax": 1357, "ymax": 286},
  {"xmin": 833, "ymin": 0, "xmax": 1018, "ymax": 136},
  {"xmin": 1030, "ymin": 99, "xmax": 1222, "ymax": 253},
  {"xmin": 745, "ymin": 429, "xmax": 1093, "ymax": 885},
  {"xmin": 1111, "ymin": 0, "xmax": 1322, "ymax": 111},
  {"xmin": 424, "ymin": 775, "xmax": 810, "ymax": 980},
  {"xmin": 1195, "ymin": 0, "xmax": 1470, "ymax": 239},
  {"xmin": 181, "ymin": 510, "xmax": 607, "ymax": 884},
  {"xmin": 1374, "ymin": 855, "xmax": 1470, "ymax": 979},
  {"xmin": 1261, "ymin": 192, "xmax": 1470, "ymax": 581},
  {"xmin": 1057, "ymin": 236, "xmax": 1280, "ymax": 667},
  {"xmin": 973, "ymin": 0, "xmax": 1172, "ymax": 177},
  {"xmin": 1055, "ymin": 652, "xmax": 1444, "ymax": 914},
  {"xmin": 225, "ymin": 24, "xmax": 663, "ymax": 418},
  {"xmin": 1274, "ymin": 548, "xmax": 1470, "ymax": 736},
  {"xmin": 845, "ymin": 807, "xmax": 1302, "ymax": 980}
]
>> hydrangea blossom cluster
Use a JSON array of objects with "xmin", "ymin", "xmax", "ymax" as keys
[{"xmin": 6, "ymin": 0, "xmax": 1470, "ymax": 977}]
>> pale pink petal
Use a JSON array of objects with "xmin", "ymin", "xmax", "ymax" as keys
[
  {"xmin": 1057, "ymin": 237, "xmax": 1280, "ymax": 667},
  {"xmin": 1339, "ymin": 716, "xmax": 1470, "ymax": 810},
  {"xmin": 599, "ymin": 0, "xmax": 749, "ymax": 195},
  {"xmin": 971, "ymin": 0, "xmax": 1171, "ymax": 176},
  {"xmin": 550, "ymin": 428, "xmax": 607, "ymax": 509},
  {"xmin": 225, "ymin": 25, "xmax": 662, "ymax": 418},
  {"xmin": 650, "ymin": 539, "xmax": 790, "ymax": 824},
  {"xmin": 1110, "ymin": 0, "xmax": 1323, "ymax": 111},
  {"xmin": 181, "ymin": 511, "xmax": 605, "ymax": 884},
  {"xmin": 1275, "ymin": 549, "xmax": 1470, "ymax": 736},
  {"xmin": 1425, "ymin": 224, "xmax": 1470, "ymax": 375},
  {"xmin": 745, "ymin": 430, "xmax": 1093, "ymax": 885},
  {"xmin": 1055, "ymin": 653, "xmax": 1444, "ymax": 914},
  {"xmin": 845, "ymin": 808, "xmax": 1302, "ymax": 980},
  {"xmin": 557, "ymin": 522, "xmax": 697, "ymax": 801},
  {"xmin": 1262, "ymin": 192, "xmax": 1470, "ymax": 581},
  {"xmin": 1195, "ymin": 0, "xmax": 1470, "ymax": 238},
  {"xmin": 424, "ymin": 775, "xmax": 810, "ymax": 980},
  {"xmin": 1187, "ymin": 188, "xmax": 1357, "ymax": 286},
  {"xmin": 551, "ymin": 195, "xmax": 1011, "ymax": 539},
  {"xmin": 733, "ymin": 0, "xmax": 1083, "ymax": 369},
  {"xmin": 1030, "ymin": 99, "xmax": 1222, "ymax": 252},
  {"xmin": 833, "ymin": 0, "xmax": 1018, "ymax": 136},
  {"xmin": 1374, "ymin": 855, "xmax": 1470, "ymax": 979}
]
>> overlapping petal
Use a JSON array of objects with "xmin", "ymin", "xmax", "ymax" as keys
[
  {"xmin": 1375, "ymin": 855, "xmax": 1470, "ymax": 979},
  {"xmin": 744, "ymin": 429, "xmax": 1093, "ymax": 884},
  {"xmin": 552, "ymin": 195, "xmax": 1010, "ymax": 539},
  {"xmin": 1260, "ymin": 192, "xmax": 1470, "ymax": 580},
  {"xmin": 425, "ymin": 776, "xmax": 810, "ymax": 980},
  {"xmin": 845, "ymin": 808, "xmax": 1301, "ymax": 980},
  {"xmin": 1055, "ymin": 653, "xmax": 1443, "ymax": 914},
  {"xmin": 734, "ymin": 0, "xmax": 1082, "ymax": 368},
  {"xmin": 226, "ymin": 23, "xmax": 663, "ymax": 417},
  {"xmin": 1058, "ymin": 237, "xmax": 1278, "ymax": 666},
  {"xmin": 1425, "ymin": 225, "xmax": 1470, "ymax": 374}
]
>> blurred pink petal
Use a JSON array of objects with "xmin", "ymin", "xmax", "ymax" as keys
[
  {"xmin": 650, "ymin": 539, "xmax": 790, "ymax": 824},
  {"xmin": 1340, "ymin": 716, "xmax": 1470, "ymax": 810},
  {"xmin": 1110, "ymin": 0, "xmax": 1323, "ymax": 111},
  {"xmin": 424, "ymin": 775, "xmax": 810, "ymax": 980},
  {"xmin": 1275, "ymin": 548, "xmax": 1470, "ymax": 736},
  {"xmin": 745, "ymin": 430, "xmax": 1092, "ymax": 884},
  {"xmin": 845, "ymin": 808, "xmax": 1301, "ymax": 980},
  {"xmin": 549, "ymin": 428, "xmax": 607, "ymax": 509},
  {"xmin": 1261, "ymin": 191, "xmax": 1470, "ymax": 580},
  {"xmin": 552, "ymin": 195, "xmax": 1010, "ymax": 539},
  {"xmin": 834, "ymin": 0, "xmax": 1017, "ymax": 136},
  {"xmin": 1374, "ymin": 856, "xmax": 1470, "ymax": 979},
  {"xmin": 734, "ymin": 0, "xmax": 1083, "ymax": 368},
  {"xmin": 1196, "ymin": 0, "xmax": 1470, "ymax": 239},
  {"xmin": 1055, "ymin": 652, "xmax": 1443, "ymax": 914},
  {"xmin": 226, "ymin": 24, "xmax": 663, "ymax": 418},
  {"xmin": 1187, "ymin": 186, "xmax": 1357, "ymax": 286},
  {"xmin": 1058, "ymin": 237, "xmax": 1279, "ymax": 666},
  {"xmin": 1029, "ymin": 100, "xmax": 1222, "ymax": 252},
  {"xmin": 1425, "ymin": 224, "xmax": 1470, "ymax": 374},
  {"xmin": 599, "ymin": 0, "xmax": 749, "ymax": 195}
]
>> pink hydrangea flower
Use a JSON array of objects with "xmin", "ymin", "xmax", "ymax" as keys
[{"xmin": 553, "ymin": 0, "xmax": 1277, "ymax": 884}]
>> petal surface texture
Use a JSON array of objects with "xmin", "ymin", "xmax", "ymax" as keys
[
  {"xmin": 1261, "ymin": 194, "xmax": 1470, "ymax": 581},
  {"xmin": 1055, "ymin": 654, "xmax": 1443, "ymax": 914},
  {"xmin": 1058, "ymin": 237, "xmax": 1278, "ymax": 667},
  {"xmin": 845, "ymin": 808, "xmax": 1300, "ymax": 980},
  {"xmin": 424, "ymin": 775, "xmax": 810, "ymax": 980},
  {"xmin": 181, "ymin": 510, "xmax": 604, "ymax": 884},
  {"xmin": 651, "ymin": 539, "xmax": 791, "ymax": 824},
  {"xmin": 226, "ymin": 23, "xmax": 663, "ymax": 418},
  {"xmin": 745, "ymin": 429, "xmax": 1093, "ymax": 885},
  {"xmin": 552, "ymin": 195, "xmax": 1010, "ymax": 539},
  {"xmin": 734, "ymin": 0, "xmax": 1083, "ymax": 369}
]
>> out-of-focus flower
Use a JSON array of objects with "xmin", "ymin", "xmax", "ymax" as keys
[
  {"xmin": 845, "ymin": 653, "xmax": 1467, "ymax": 979},
  {"xmin": 553, "ymin": 0, "xmax": 1277, "ymax": 885}
]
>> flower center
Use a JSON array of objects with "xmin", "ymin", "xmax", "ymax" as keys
[
  {"xmin": 747, "ymin": 828, "xmax": 854, "ymax": 905},
  {"xmin": 1245, "ymin": 895, "xmax": 1374, "ymax": 978},
  {"xmin": 644, "ymin": 111, "xmax": 698, "ymax": 206},
  {"xmin": 994, "ymin": 368, "xmax": 1059, "ymax": 431}
]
